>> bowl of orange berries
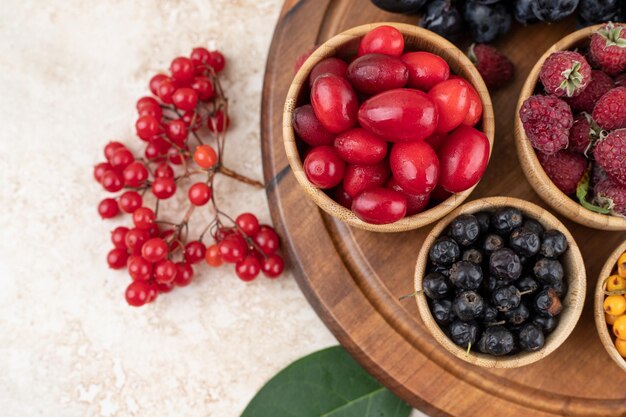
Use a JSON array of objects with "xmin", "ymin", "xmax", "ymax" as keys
[{"xmin": 596, "ymin": 240, "xmax": 626, "ymax": 372}]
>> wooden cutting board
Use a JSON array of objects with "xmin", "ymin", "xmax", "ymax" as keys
[{"xmin": 260, "ymin": 1, "xmax": 626, "ymax": 415}]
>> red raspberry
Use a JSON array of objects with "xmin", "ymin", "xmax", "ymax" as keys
[
  {"xmin": 590, "ymin": 22, "xmax": 626, "ymax": 76},
  {"xmin": 615, "ymin": 73, "xmax": 626, "ymax": 87},
  {"xmin": 536, "ymin": 150, "xmax": 587, "ymax": 195},
  {"xmin": 519, "ymin": 95, "xmax": 573, "ymax": 154},
  {"xmin": 566, "ymin": 70, "xmax": 613, "ymax": 113},
  {"xmin": 568, "ymin": 113, "xmax": 600, "ymax": 154},
  {"xmin": 539, "ymin": 51, "xmax": 591, "ymax": 97},
  {"xmin": 468, "ymin": 44, "xmax": 514, "ymax": 89},
  {"xmin": 594, "ymin": 179, "xmax": 626, "ymax": 216},
  {"xmin": 592, "ymin": 87, "xmax": 626, "ymax": 130},
  {"xmin": 593, "ymin": 129, "xmax": 626, "ymax": 186}
]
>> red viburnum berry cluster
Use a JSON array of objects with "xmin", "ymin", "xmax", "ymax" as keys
[{"xmin": 94, "ymin": 47, "xmax": 285, "ymax": 307}]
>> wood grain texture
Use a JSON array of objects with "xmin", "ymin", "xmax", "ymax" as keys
[
  {"xmin": 595, "ymin": 240, "xmax": 626, "ymax": 372},
  {"xmin": 261, "ymin": 1, "xmax": 626, "ymax": 415}
]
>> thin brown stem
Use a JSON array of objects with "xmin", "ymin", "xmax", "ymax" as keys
[{"xmin": 218, "ymin": 166, "xmax": 264, "ymax": 188}]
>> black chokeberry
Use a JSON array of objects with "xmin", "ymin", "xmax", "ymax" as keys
[
  {"xmin": 491, "ymin": 207, "xmax": 523, "ymax": 234},
  {"xmin": 474, "ymin": 211, "xmax": 491, "ymax": 234},
  {"xmin": 423, "ymin": 272, "xmax": 451, "ymax": 300},
  {"xmin": 523, "ymin": 218, "xmax": 545, "ymax": 235},
  {"xmin": 429, "ymin": 236, "xmax": 461, "ymax": 266},
  {"xmin": 504, "ymin": 303, "xmax": 530, "ymax": 326},
  {"xmin": 450, "ymin": 214, "xmax": 481, "ymax": 246},
  {"xmin": 491, "ymin": 285, "xmax": 521, "ymax": 312},
  {"xmin": 516, "ymin": 276, "xmax": 539, "ymax": 294},
  {"xmin": 533, "ymin": 315, "xmax": 558, "ymax": 334},
  {"xmin": 452, "ymin": 290, "xmax": 485, "ymax": 321},
  {"xmin": 533, "ymin": 288, "xmax": 563, "ymax": 317},
  {"xmin": 489, "ymin": 248, "xmax": 522, "ymax": 283},
  {"xmin": 449, "ymin": 319, "xmax": 481, "ymax": 348},
  {"xmin": 518, "ymin": 323, "xmax": 545, "ymax": 352},
  {"xmin": 478, "ymin": 326, "xmax": 515, "ymax": 356},
  {"xmin": 540, "ymin": 229, "xmax": 568, "ymax": 258},
  {"xmin": 481, "ymin": 304, "xmax": 499, "ymax": 325},
  {"xmin": 430, "ymin": 264, "xmax": 451, "ymax": 278},
  {"xmin": 483, "ymin": 233, "xmax": 505, "ymax": 254},
  {"xmin": 462, "ymin": 248, "xmax": 483, "ymax": 265},
  {"xmin": 509, "ymin": 227, "xmax": 540, "ymax": 257},
  {"xmin": 450, "ymin": 261, "xmax": 483, "ymax": 290},
  {"xmin": 431, "ymin": 299, "xmax": 454, "ymax": 325},
  {"xmin": 482, "ymin": 275, "xmax": 499, "ymax": 293},
  {"xmin": 533, "ymin": 258, "xmax": 564, "ymax": 286}
]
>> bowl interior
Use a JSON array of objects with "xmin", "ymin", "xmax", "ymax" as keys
[
  {"xmin": 594, "ymin": 240, "xmax": 626, "ymax": 372},
  {"xmin": 414, "ymin": 196, "xmax": 586, "ymax": 368},
  {"xmin": 514, "ymin": 24, "xmax": 626, "ymax": 231},
  {"xmin": 283, "ymin": 22, "xmax": 494, "ymax": 232}
]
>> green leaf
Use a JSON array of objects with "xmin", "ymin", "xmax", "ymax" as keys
[{"xmin": 241, "ymin": 346, "xmax": 412, "ymax": 417}]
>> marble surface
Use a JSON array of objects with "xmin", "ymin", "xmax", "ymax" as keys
[{"xmin": 0, "ymin": 1, "xmax": 426, "ymax": 416}]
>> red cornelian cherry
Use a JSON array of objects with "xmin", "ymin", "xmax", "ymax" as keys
[
  {"xmin": 334, "ymin": 185, "xmax": 353, "ymax": 209},
  {"xmin": 125, "ymin": 280, "xmax": 152, "ymax": 307},
  {"xmin": 98, "ymin": 198, "xmax": 119, "ymax": 219},
  {"xmin": 190, "ymin": 47, "xmax": 212, "ymax": 68},
  {"xmin": 386, "ymin": 178, "xmax": 430, "ymax": 216},
  {"xmin": 184, "ymin": 241, "xmax": 206, "ymax": 264},
  {"xmin": 424, "ymin": 132, "xmax": 449, "ymax": 152},
  {"xmin": 152, "ymin": 177, "xmax": 177, "ymax": 199},
  {"xmin": 155, "ymin": 163, "xmax": 174, "ymax": 178},
  {"xmin": 236, "ymin": 213, "xmax": 260, "ymax": 237},
  {"xmin": 292, "ymin": 105, "xmax": 335, "ymax": 147},
  {"xmin": 207, "ymin": 110, "xmax": 230, "ymax": 132},
  {"xmin": 110, "ymin": 148, "xmax": 134, "ymax": 170},
  {"xmin": 352, "ymin": 187, "xmax": 407, "ymax": 224},
  {"xmin": 165, "ymin": 120, "xmax": 188, "ymax": 147},
  {"xmin": 128, "ymin": 256, "xmax": 153, "ymax": 281},
  {"xmin": 123, "ymin": 161, "xmax": 149, "ymax": 187},
  {"xmin": 170, "ymin": 57, "xmax": 195, "ymax": 82},
  {"xmin": 118, "ymin": 191, "xmax": 142, "ymax": 213},
  {"xmin": 311, "ymin": 73, "xmax": 358, "ymax": 133},
  {"xmin": 262, "ymin": 254, "xmax": 284, "ymax": 278},
  {"xmin": 132, "ymin": 207, "xmax": 156, "ymax": 229},
  {"xmin": 188, "ymin": 182, "xmax": 212, "ymax": 206},
  {"xmin": 193, "ymin": 145, "xmax": 218, "ymax": 169},
  {"xmin": 191, "ymin": 76, "xmax": 214, "ymax": 101},
  {"xmin": 428, "ymin": 78, "xmax": 470, "ymax": 133},
  {"xmin": 449, "ymin": 77, "xmax": 483, "ymax": 126},
  {"xmin": 390, "ymin": 141, "xmax": 440, "ymax": 194},
  {"xmin": 101, "ymin": 170, "xmax": 124, "ymax": 192},
  {"xmin": 172, "ymin": 87, "xmax": 198, "ymax": 111},
  {"xmin": 343, "ymin": 162, "xmax": 390, "ymax": 199},
  {"xmin": 235, "ymin": 255, "xmax": 261, "ymax": 281},
  {"xmin": 210, "ymin": 50, "xmax": 226, "ymax": 72},
  {"xmin": 154, "ymin": 259, "xmax": 177, "ymax": 284},
  {"xmin": 107, "ymin": 248, "xmax": 128, "ymax": 269},
  {"xmin": 357, "ymin": 25, "xmax": 404, "ymax": 58},
  {"xmin": 157, "ymin": 78, "xmax": 177, "ymax": 104},
  {"xmin": 141, "ymin": 238, "xmax": 168, "ymax": 263},
  {"xmin": 135, "ymin": 115, "xmax": 161, "ymax": 141},
  {"xmin": 334, "ymin": 128, "xmax": 387, "ymax": 165},
  {"xmin": 401, "ymin": 52, "xmax": 450, "ymax": 91},
  {"xmin": 347, "ymin": 54, "xmax": 409, "ymax": 95},
  {"xmin": 309, "ymin": 57, "xmax": 349, "ymax": 87},
  {"xmin": 111, "ymin": 226, "xmax": 129, "ymax": 249},
  {"xmin": 104, "ymin": 141, "xmax": 125, "ymax": 161},
  {"xmin": 173, "ymin": 262, "xmax": 194, "ymax": 286},
  {"xmin": 125, "ymin": 228, "xmax": 150, "ymax": 255},
  {"xmin": 303, "ymin": 146, "xmax": 346, "ymax": 189},
  {"xmin": 437, "ymin": 125, "xmax": 490, "ymax": 193},
  {"xmin": 94, "ymin": 162, "xmax": 113, "ymax": 182},
  {"xmin": 149, "ymin": 74, "xmax": 168, "ymax": 96},
  {"xmin": 254, "ymin": 225, "xmax": 280, "ymax": 255},
  {"xmin": 205, "ymin": 244, "xmax": 223, "ymax": 267},
  {"xmin": 218, "ymin": 234, "xmax": 248, "ymax": 263}
]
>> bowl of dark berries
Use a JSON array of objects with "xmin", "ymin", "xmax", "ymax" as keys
[
  {"xmin": 414, "ymin": 197, "xmax": 586, "ymax": 368},
  {"xmin": 284, "ymin": 22, "xmax": 494, "ymax": 232},
  {"xmin": 515, "ymin": 23, "xmax": 626, "ymax": 231}
]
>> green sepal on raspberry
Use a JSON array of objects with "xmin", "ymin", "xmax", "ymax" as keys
[
  {"xmin": 539, "ymin": 51, "xmax": 591, "ymax": 97},
  {"xmin": 558, "ymin": 61, "xmax": 584, "ymax": 97},
  {"xmin": 596, "ymin": 22, "xmax": 626, "ymax": 48},
  {"xmin": 576, "ymin": 165, "xmax": 611, "ymax": 215}
]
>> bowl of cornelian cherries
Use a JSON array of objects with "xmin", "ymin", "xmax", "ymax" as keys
[{"xmin": 284, "ymin": 22, "xmax": 494, "ymax": 232}]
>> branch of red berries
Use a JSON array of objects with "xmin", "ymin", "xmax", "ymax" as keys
[{"xmin": 93, "ymin": 47, "xmax": 285, "ymax": 307}]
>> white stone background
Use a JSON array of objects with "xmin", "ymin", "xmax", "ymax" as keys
[{"xmin": 0, "ymin": 1, "xmax": 427, "ymax": 416}]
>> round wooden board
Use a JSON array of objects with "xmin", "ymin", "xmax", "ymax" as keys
[{"xmin": 260, "ymin": 1, "xmax": 626, "ymax": 416}]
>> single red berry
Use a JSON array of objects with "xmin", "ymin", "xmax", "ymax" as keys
[
  {"xmin": 205, "ymin": 244, "xmax": 223, "ymax": 267},
  {"xmin": 151, "ymin": 177, "xmax": 177, "ymax": 199},
  {"xmin": 142, "ymin": 238, "xmax": 168, "ymax": 263},
  {"xmin": 157, "ymin": 78, "xmax": 177, "ymax": 104},
  {"xmin": 174, "ymin": 262, "xmax": 194, "ymax": 286},
  {"xmin": 137, "ymin": 96, "xmax": 160, "ymax": 111},
  {"xmin": 309, "ymin": 57, "xmax": 348, "ymax": 87},
  {"xmin": 104, "ymin": 141, "xmax": 125, "ymax": 162},
  {"xmin": 107, "ymin": 248, "xmax": 128, "ymax": 269},
  {"xmin": 101, "ymin": 170, "xmax": 124, "ymax": 192},
  {"xmin": 253, "ymin": 226, "xmax": 280, "ymax": 255},
  {"xmin": 311, "ymin": 74, "xmax": 358, "ymax": 134},
  {"xmin": 333, "ymin": 128, "xmax": 387, "ymax": 165},
  {"xmin": 207, "ymin": 110, "xmax": 230, "ymax": 132},
  {"xmin": 154, "ymin": 259, "xmax": 177, "ymax": 284},
  {"xmin": 346, "ymin": 54, "xmax": 408, "ymax": 95},
  {"xmin": 135, "ymin": 115, "xmax": 161, "ymax": 141},
  {"xmin": 468, "ymin": 44, "xmax": 514, "ymax": 89},
  {"xmin": 303, "ymin": 146, "xmax": 345, "ymax": 189},
  {"xmin": 149, "ymin": 74, "xmax": 168, "ymax": 96},
  {"xmin": 235, "ymin": 255, "xmax": 261, "ymax": 281},
  {"xmin": 262, "ymin": 254, "xmax": 284, "ymax": 278},
  {"xmin": 539, "ymin": 51, "xmax": 591, "ymax": 97},
  {"xmin": 236, "ymin": 213, "xmax": 260, "ymax": 237},
  {"xmin": 94, "ymin": 162, "xmax": 113, "ymax": 182},
  {"xmin": 594, "ymin": 179, "xmax": 626, "ymax": 216},
  {"xmin": 592, "ymin": 87, "xmax": 626, "ymax": 131},
  {"xmin": 357, "ymin": 25, "xmax": 404, "ymax": 58},
  {"xmin": 594, "ymin": 129, "xmax": 626, "ymax": 186},
  {"xmin": 386, "ymin": 178, "xmax": 430, "ymax": 216},
  {"xmin": 156, "ymin": 282, "xmax": 174, "ymax": 293},
  {"xmin": 351, "ymin": 188, "xmax": 408, "ymax": 225},
  {"xmin": 519, "ymin": 95, "xmax": 573, "ymax": 155},
  {"xmin": 144, "ymin": 141, "xmax": 167, "ymax": 161},
  {"xmin": 437, "ymin": 125, "xmax": 490, "ymax": 193},
  {"xmin": 125, "ymin": 228, "xmax": 150, "ymax": 255},
  {"xmin": 566, "ymin": 70, "xmax": 613, "ymax": 113},
  {"xmin": 536, "ymin": 151, "xmax": 587, "ymax": 195},
  {"xmin": 155, "ymin": 163, "xmax": 174, "ymax": 178},
  {"xmin": 342, "ymin": 162, "xmax": 390, "ymax": 199},
  {"xmin": 184, "ymin": 241, "xmax": 206, "ymax": 264},
  {"xmin": 122, "ymin": 161, "xmax": 149, "ymax": 187},
  {"xmin": 125, "ymin": 280, "xmax": 152, "ymax": 307},
  {"xmin": 191, "ymin": 76, "xmax": 214, "ymax": 101},
  {"xmin": 218, "ymin": 234, "xmax": 249, "ymax": 263},
  {"xmin": 111, "ymin": 226, "xmax": 129, "ymax": 249},
  {"xmin": 188, "ymin": 182, "xmax": 212, "ymax": 206},
  {"xmin": 214, "ymin": 226, "xmax": 235, "ymax": 241},
  {"xmin": 98, "ymin": 198, "xmax": 119, "ymax": 219},
  {"xmin": 193, "ymin": 145, "xmax": 218, "ymax": 169},
  {"xmin": 168, "ymin": 147, "xmax": 186, "ymax": 165},
  {"xmin": 390, "ymin": 141, "xmax": 439, "ymax": 194},
  {"xmin": 401, "ymin": 51, "xmax": 450, "ymax": 91},
  {"xmin": 590, "ymin": 22, "xmax": 626, "ymax": 75},
  {"xmin": 292, "ymin": 105, "xmax": 335, "ymax": 147},
  {"xmin": 190, "ymin": 47, "xmax": 212, "ymax": 68},
  {"xmin": 128, "ymin": 256, "xmax": 153, "ymax": 281},
  {"xmin": 132, "ymin": 207, "xmax": 156, "ymax": 229},
  {"xmin": 118, "ymin": 191, "xmax": 142, "ymax": 213},
  {"xmin": 428, "ymin": 79, "xmax": 470, "ymax": 133},
  {"xmin": 170, "ymin": 56, "xmax": 194, "ymax": 82},
  {"xmin": 210, "ymin": 50, "xmax": 226, "ymax": 72},
  {"xmin": 172, "ymin": 88, "xmax": 198, "ymax": 111},
  {"xmin": 138, "ymin": 102, "xmax": 162, "ymax": 119},
  {"xmin": 165, "ymin": 119, "xmax": 188, "ymax": 147}
]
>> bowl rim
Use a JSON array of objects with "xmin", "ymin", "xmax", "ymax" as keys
[
  {"xmin": 514, "ymin": 23, "xmax": 626, "ymax": 231},
  {"xmin": 594, "ymin": 239, "xmax": 626, "ymax": 372},
  {"xmin": 283, "ymin": 22, "xmax": 495, "ymax": 232},
  {"xmin": 413, "ymin": 196, "xmax": 586, "ymax": 368}
]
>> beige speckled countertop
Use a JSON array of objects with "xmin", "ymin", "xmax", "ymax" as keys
[{"xmin": 0, "ymin": 1, "xmax": 426, "ymax": 416}]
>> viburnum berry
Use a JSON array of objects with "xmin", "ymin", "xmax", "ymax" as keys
[
  {"xmin": 110, "ymin": 148, "xmax": 134, "ymax": 170},
  {"xmin": 170, "ymin": 57, "xmax": 195, "ymax": 82},
  {"xmin": 184, "ymin": 241, "xmax": 206, "ymax": 264},
  {"xmin": 190, "ymin": 47, "xmax": 212, "ymax": 68},
  {"xmin": 205, "ymin": 244, "xmax": 223, "ymax": 267},
  {"xmin": 157, "ymin": 282, "xmax": 174, "ymax": 293},
  {"xmin": 210, "ymin": 50, "xmax": 226, "ymax": 72},
  {"xmin": 141, "ymin": 238, "xmax": 168, "ymax": 263},
  {"xmin": 125, "ymin": 280, "xmax": 152, "ymax": 307},
  {"xmin": 137, "ymin": 96, "xmax": 160, "ymax": 112},
  {"xmin": 147, "ymin": 223, "xmax": 160, "ymax": 238},
  {"xmin": 101, "ymin": 170, "xmax": 124, "ymax": 192},
  {"xmin": 144, "ymin": 141, "xmax": 167, "ymax": 161},
  {"xmin": 128, "ymin": 256, "xmax": 153, "ymax": 281},
  {"xmin": 173, "ymin": 261, "xmax": 194, "ymax": 286},
  {"xmin": 218, "ymin": 233, "xmax": 248, "ymax": 263},
  {"xmin": 154, "ymin": 163, "xmax": 174, "ymax": 178},
  {"xmin": 191, "ymin": 76, "xmax": 214, "ymax": 101},
  {"xmin": 235, "ymin": 254, "xmax": 261, "ymax": 281},
  {"xmin": 146, "ymin": 281, "xmax": 159, "ymax": 303},
  {"xmin": 157, "ymin": 78, "xmax": 177, "ymax": 104},
  {"xmin": 172, "ymin": 88, "xmax": 198, "ymax": 111},
  {"xmin": 125, "ymin": 228, "xmax": 150, "ymax": 255},
  {"xmin": 111, "ymin": 226, "xmax": 129, "ymax": 249},
  {"xmin": 193, "ymin": 145, "xmax": 218, "ymax": 169},
  {"xmin": 154, "ymin": 259, "xmax": 177, "ymax": 284},
  {"xmin": 118, "ymin": 191, "xmax": 143, "ymax": 213},
  {"xmin": 167, "ymin": 147, "xmax": 186, "ymax": 165},
  {"xmin": 107, "ymin": 248, "xmax": 128, "ymax": 269},
  {"xmin": 262, "ymin": 254, "xmax": 285, "ymax": 279},
  {"xmin": 214, "ymin": 226, "xmax": 235, "ymax": 241},
  {"xmin": 135, "ymin": 115, "xmax": 161, "ymax": 141},
  {"xmin": 188, "ymin": 182, "xmax": 212, "ymax": 206},
  {"xmin": 94, "ymin": 162, "xmax": 113, "ymax": 182},
  {"xmin": 122, "ymin": 161, "xmax": 149, "ymax": 187},
  {"xmin": 165, "ymin": 120, "xmax": 188, "ymax": 147},
  {"xmin": 104, "ymin": 141, "xmax": 125, "ymax": 161},
  {"xmin": 254, "ymin": 225, "xmax": 280, "ymax": 255},
  {"xmin": 236, "ymin": 213, "xmax": 260, "ymax": 237},
  {"xmin": 207, "ymin": 110, "xmax": 229, "ymax": 132},
  {"xmin": 149, "ymin": 74, "xmax": 168, "ymax": 96},
  {"xmin": 132, "ymin": 207, "xmax": 156, "ymax": 229},
  {"xmin": 98, "ymin": 198, "xmax": 119, "ymax": 219},
  {"xmin": 152, "ymin": 177, "xmax": 177, "ymax": 199}
]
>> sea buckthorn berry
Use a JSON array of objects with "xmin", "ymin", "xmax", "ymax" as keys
[
  {"xmin": 262, "ymin": 254, "xmax": 284, "ymax": 279},
  {"xmin": 253, "ymin": 225, "xmax": 280, "ymax": 255},
  {"xmin": 205, "ymin": 244, "xmax": 223, "ymax": 267},
  {"xmin": 101, "ymin": 170, "xmax": 124, "ymax": 192},
  {"xmin": 170, "ymin": 57, "xmax": 195, "ymax": 82},
  {"xmin": 619, "ymin": 252, "xmax": 626, "ymax": 278},
  {"xmin": 111, "ymin": 226, "xmax": 129, "ymax": 249},
  {"xmin": 604, "ymin": 295, "xmax": 626, "ymax": 316},
  {"xmin": 154, "ymin": 259, "xmax": 177, "ymax": 284},
  {"xmin": 123, "ymin": 161, "xmax": 149, "ymax": 187},
  {"xmin": 188, "ymin": 182, "xmax": 212, "ymax": 206},
  {"xmin": 210, "ymin": 50, "xmax": 226, "ymax": 72},
  {"xmin": 606, "ymin": 313, "xmax": 620, "ymax": 325},
  {"xmin": 128, "ymin": 256, "xmax": 153, "ymax": 281},
  {"xmin": 616, "ymin": 338, "xmax": 626, "ymax": 358},
  {"xmin": 132, "ymin": 207, "xmax": 156, "ymax": 230},
  {"xmin": 107, "ymin": 248, "xmax": 128, "ymax": 269},
  {"xmin": 152, "ymin": 177, "xmax": 177, "ymax": 199},
  {"xmin": 235, "ymin": 254, "xmax": 261, "ymax": 281},
  {"xmin": 104, "ymin": 141, "xmax": 125, "ymax": 161},
  {"xmin": 607, "ymin": 275, "xmax": 626, "ymax": 292},
  {"xmin": 125, "ymin": 228, "xmax": 150, "ymax": 255},
  {"xmin": 173, "ymin": 262, "xmax": 194, "ymax": 286},
  {"xmin": 236, "ymin": 213, "xmax": 260, "ymax": 237},
  {"xmin": 172, "ymin": 88, "xmax": 198, "ymax": 111},
  {"xmin": 149, "ymin": 74, "xmax": 168, "ymax": 96},
  {"xmin": 184, "ymin": 241, "xmax": 206, "ymax": 264},
  {"xmin": 125, "ymin": 280, "xmax": 152, "ymax": 307},
  {"xmin": 141, "ymin": 238, "xmax": 168, "ymax": 263},
  {"xmin": 98, "ymin": 198, "xmax": 119, "ymax": 219},
  {"xmin": 207, "ymin": 110, "xmax": 230, "ymax": 132},
  {"xmin": 118, "ymin": 191, "xmax": 142, "ymax": 214},
  {"xmin": 194, "ymin": 145, "xmax": 218, "ymax": 169},
  {"xmin": 613, "ymin": 315, "xmax": 626, "ymax": 340}
]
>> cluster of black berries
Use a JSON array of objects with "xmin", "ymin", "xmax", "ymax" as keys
[
  {"xmin": 371, "ymin": 0, "xmax": 625, "ymax": 43},
  {"xmin": 424, "ymin": 207, "xmax": 569, "ymax": 356}
]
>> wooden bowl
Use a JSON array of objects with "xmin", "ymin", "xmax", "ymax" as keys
[
  {"xmin": 414, "ymin": 196, "xmax": 586, "ymax": 368},
  {"xmin": 594, "ymin": 240, "xmax": 626, "ymax": 372},
  {"xmin": 283, "ymin": 22, "xmax": 495, "ymax": 232},
  {"xmin": 514, "ymin": 24, "xmax": 626, "ymax": 231}
]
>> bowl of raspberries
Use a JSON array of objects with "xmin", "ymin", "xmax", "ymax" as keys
[
  {"xmin": 414, "ymin": 197, "xmax": 586, "ymax": 368},
  {"xmin": 516, "ymin": 23, "xmax": 626, "ymax": 231},
  {"xmin": 284, "ymin": 23, "xmax": 494, "ymax": 232}
]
